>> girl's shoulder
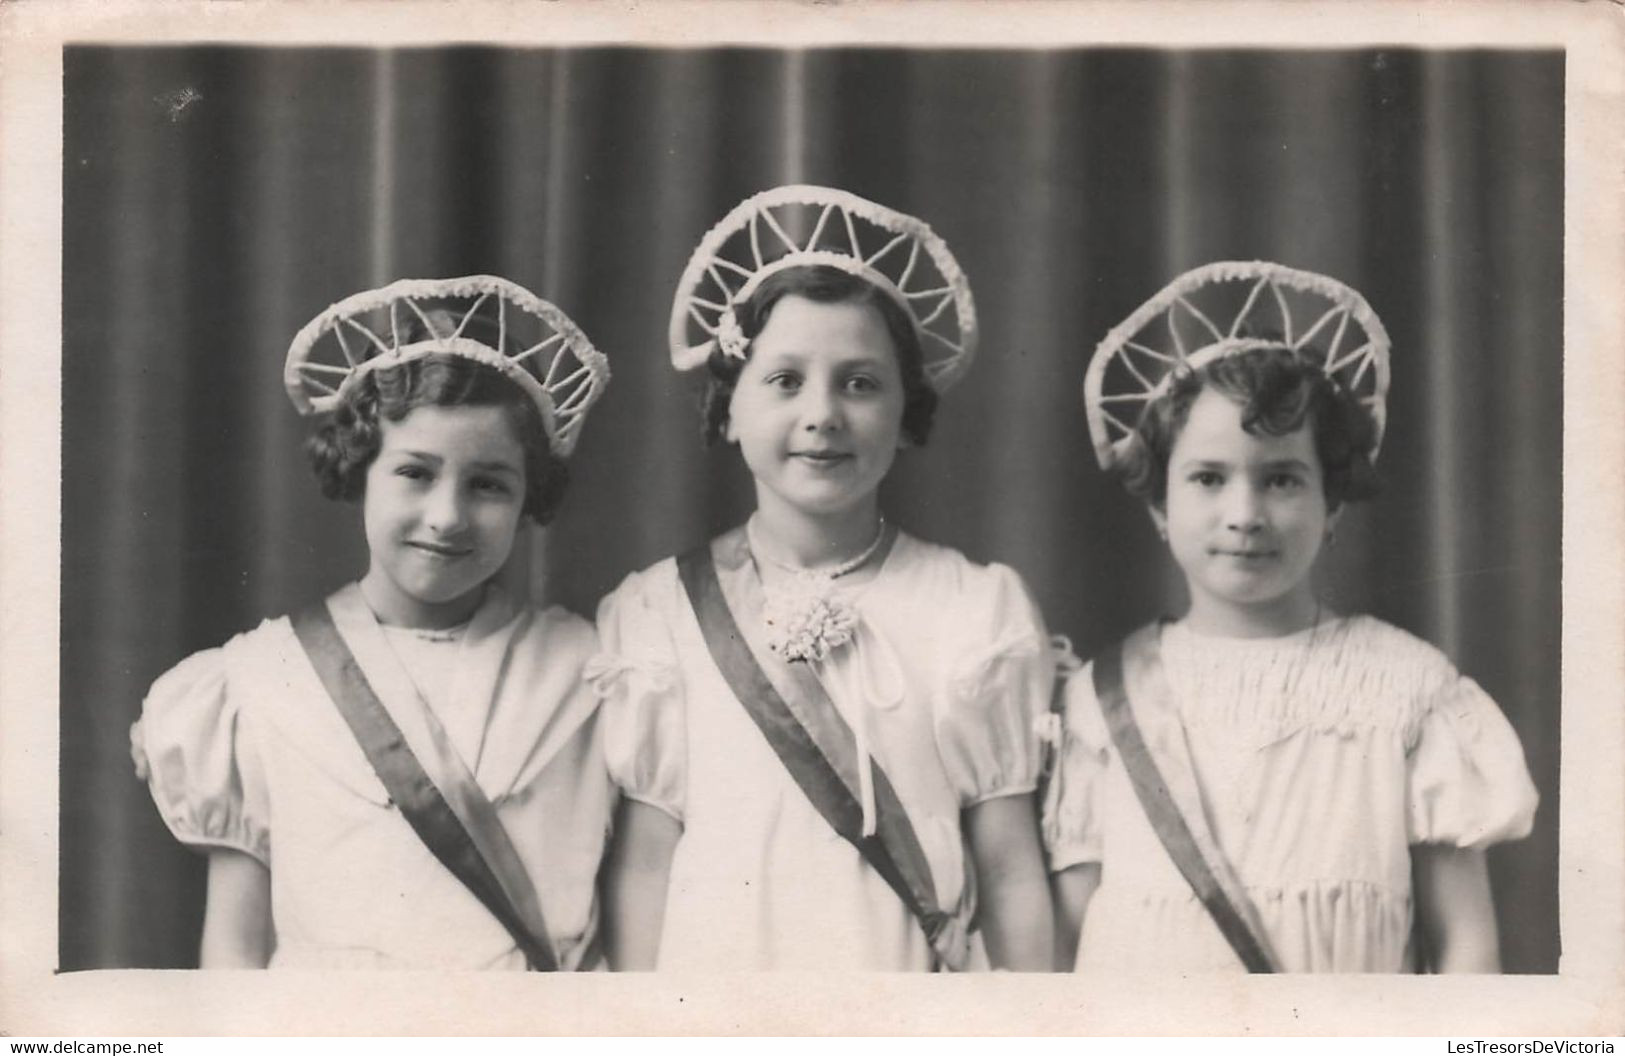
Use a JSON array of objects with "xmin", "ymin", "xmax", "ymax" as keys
[
  {"xmin": 524, "ymin": 601, "xmax": 596, "ymax": 642},
  {"xmin": 592, "ymin": 554, "xmax": 690, "ymax": 652},
  {"xmin": 150, "ymin": 612, "xmax": 300, "ymax": 690},
  {"xmin": 141, "ymin": 588, "xmax": 380, "ymax": 729},
  {"xmin": 881, "ymin": 534, "xmax": 1051, "ymax": 668},
  {"xmin": 596, "ymin": 553, "xmax": 684, "ymax": 610},
  {"xmin": 888, "ymin": 530, "xmax": 1038, "ymax": 603},
  {"xmin": 503, "ymin": 601, "xmax": 601, "ymax": 674},
  {"xmin": 1320, "ymin": 614, "xmax": 1464, "ymax": 688}
]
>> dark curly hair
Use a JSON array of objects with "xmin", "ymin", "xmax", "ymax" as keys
[
  {"xmin": 700, "ymin": 264, "xmax": 938, "ymax": 447},
  {"xmin": 1117, "ymin": 345, "xmax": 1380, "ymax": 511},
  {"xmin": 305, "ymin": 308, "xmax": 568, "ymax": 525}
]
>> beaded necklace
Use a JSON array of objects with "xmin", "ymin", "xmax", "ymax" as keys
[{"xmin": 747, "ymin": 515, "xmax": 888, "ymax": 663}]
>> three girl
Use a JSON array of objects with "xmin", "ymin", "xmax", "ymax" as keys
[
  {"xmin": 1045, "ymin": 262, "xmax": 1538, "ymax": 972},
  {"xmin": 591, "ymin": 186, "xmax": 1056, "ymax": 970},
  {"xmin": 135, "ymin": 212, "xmax": 1538, "ymax": 976},
  {"xmin": 132, "ymin": 277, "xmax": 614, "ymax": 969}
]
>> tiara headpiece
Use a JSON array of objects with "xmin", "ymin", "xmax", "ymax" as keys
[
  {"xmin": 1084, "ymin": 260, "xmax": 1391, "ymax": 471},
  {"xmin": 284, "ymin": 275, "xmax": 610, "ymax": 458},
  {"xmin": 669, "ymin": 185, "xmax": 978, "ymax": 392}
]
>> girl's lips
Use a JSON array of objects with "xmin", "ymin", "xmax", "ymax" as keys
[
  {"xmin": 791, "ymin": 451, "xmax": 852, "ymax": 466},
  {"xmin": 408, "ymin": 541, "xmax": 473, "ymax": 558}
]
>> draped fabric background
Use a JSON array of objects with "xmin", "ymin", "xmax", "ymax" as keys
[{"xmin": 60, "ymin": 47, "xmax": 1562, "ymax": 971}]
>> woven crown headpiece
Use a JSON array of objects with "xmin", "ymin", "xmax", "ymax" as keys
[
  {"xmin": 669, "ymin": 184, "xmax": 978, "ymax": 392},
  {"xmin": 285, "ymin": 275, "xmax": 610, "ymax": 458},
  {"xmin": 1084, "ymin": 260, "xmax": 1391, "ymax": 471}
]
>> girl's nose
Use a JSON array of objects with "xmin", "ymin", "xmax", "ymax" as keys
[
  {"xmin": 422, "ymin": 481, "xmax": 468, "ymax": 534},
  {"xmin": 1224, "ymin": 483, "xmax": 1265, "ymax": 532},
  {"xmin": 800, "ymin": 383, "xmax": 843, "ymax": 432}
]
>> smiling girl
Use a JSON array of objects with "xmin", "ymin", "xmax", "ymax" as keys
[
  {"xmin": 131, "ymin": 277, "xmax": 614, "ymax": 969},
  {"xmin": 591, "ymin": 186, "xmax": 1055, "ymax": 971},
  {"xmin": 1045, "ymin": 261, "xmax": 1539, "ymax": 973}
]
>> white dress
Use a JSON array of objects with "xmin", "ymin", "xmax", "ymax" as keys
[
  {"xmin": 589, "ymin": 529, "xmax": 1051, "ymax": 971},
  {"xmin": 130, "ymin": 583, "xmax": 614, "ymax": 970},
  {"xmin": 1042, "ymin": 615, "xmax": 1539, "ymax": 973}
]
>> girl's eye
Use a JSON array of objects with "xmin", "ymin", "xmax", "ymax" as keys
[
  {"xmin": 765, "ymin": 372, "xmax": 801, "ymax": 392},
  {"xmin": 1267, "ymin": 473, "xmax": 1306, "ymax": 491},
  {"xmin": 1190, "ymin": 470, "xmax": 1223, "ymax": 488},
  {"xmin": 395, "ymin": 464, "xmax": 432, "ymax": 482},
  {"xmin": 472, "ymin": 477, "xmax": 513, "ymax": 497},
  {"xmin": 843, "ymin": 374, "xmax": 880, "ymax": 394}
]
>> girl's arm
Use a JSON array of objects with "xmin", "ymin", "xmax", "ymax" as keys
[
  {"xmin": 1050, "ymin": 861, "xmax": 1101, "ymax": 971},
  {"xmin": 1412, "ymin": 843, "xmax": 1501, "ymax": 972},
  {"xmin": 602, "ymin": 798, "xmax": 680, "ymax": 970},
  {"xmin": 965, "ymin": 793, "xmax": 1056, "ymax": 970},
  {"xmin": 199, "ymin": 849, "xmax": 273, "ymax": 968}
]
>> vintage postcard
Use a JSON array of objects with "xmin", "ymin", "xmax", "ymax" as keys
[{"xmin": 1, "ymin": 0, "xmax": 1620, "ymax": 1037}]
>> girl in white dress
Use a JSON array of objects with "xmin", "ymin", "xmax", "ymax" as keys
[
  {"xmin": 1046, "ymin": 261, "xmax": 1539, "ymax": 973},
  {"xmin": 131, "ymin": 277, "xmax": 615, "ymax": 969},
  {"xmin": 591, "ymin": 186, "xmax": 1055, "ymax": 971}
]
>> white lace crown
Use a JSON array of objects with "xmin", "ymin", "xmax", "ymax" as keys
[
  {"xmin": 1083, "ymin": 260, "xmax": 1392, "ymax": 471},
  {"xmin": 284, "ymin": 275, "xmax": 610, "ymax": 458},
  {"xmin": 668, "ymin": 184, "xmax": 978, "ymax": 393}
]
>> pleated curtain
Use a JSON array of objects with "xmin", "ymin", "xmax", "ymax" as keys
[{"xmin": 61, "ymin": 46, "xmax": 1561, "ymax": 970}]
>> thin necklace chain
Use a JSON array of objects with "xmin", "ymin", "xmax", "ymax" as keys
[
  {"xmin": 360, "ymin": 579, "xmax": 479, "ymax": 638},
  {"xmin": 748, "ymin": 515, "xmax": 888, "ymax": 581}
]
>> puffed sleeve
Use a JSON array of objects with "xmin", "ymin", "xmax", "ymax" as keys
[
  {"xmin": 1406, "ymin": 674, "xmax": 1538, "ymax": 849},
  {"xmin": 585, "ymin": 568, "xmax": 687, "ymax": 823},
  {"xmin": 936, "ymin": 563, "xmax": 1051, "ymax": 806},
  {"xmin": 129, "ymin": 645, "xmax": 271, "ymax": 865},
  {"xmin": 1041, "ymin": 662, "xmax": 1111, "ymax": 871}
]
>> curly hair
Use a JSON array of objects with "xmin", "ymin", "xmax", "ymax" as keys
[
  {"xmin": 1117, "ymin": 345, "xmax": 1381, "ymax": 511},
  {"xmin": 700, "ymin": 264, "xmax": 938, "ymax": 447},
  {"xmin": 305, "ymin": 308, "xmax": 568, "ymax": 524}
]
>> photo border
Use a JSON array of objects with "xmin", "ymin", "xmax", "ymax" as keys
[{"xmin": 3, "ymin": 0, "xmax": 1620, "ymax": 1036}]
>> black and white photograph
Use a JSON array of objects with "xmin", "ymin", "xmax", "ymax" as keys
[{"xmin": 2, "ymin": 0, "xmax": 1621, "ymax": 1039}]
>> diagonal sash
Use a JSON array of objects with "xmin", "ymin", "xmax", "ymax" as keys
[
  {"xmin": 291, "ymin": 598, "xmax": 559, "ymax": 971},
  {"xmin": 1095, "ymin": 624, "xmax": 1282, "ymax": 974},
  {"xmin": 676, "ymin": 533, "xmax": 963, "ymax": 968}
]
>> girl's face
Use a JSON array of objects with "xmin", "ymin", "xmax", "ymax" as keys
[
  {"xmin": 727, "ymin": 294, "xmax": 906, "ymax": 525},
  {"xmin": 360, "ymin": 403, "xmax": 527, "ymax": 628},
  {"xmin": 1152, "ymin": 386, "xmax": 1339, "ymax": 636}
]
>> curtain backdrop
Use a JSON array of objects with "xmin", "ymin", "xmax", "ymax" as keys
[{"xmin": 60, "ymin": 46, "xmax": 1562, "ymax": 971}]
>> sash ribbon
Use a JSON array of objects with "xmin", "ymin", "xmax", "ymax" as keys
[
  {"xmin": 1094, "ymin": 624, "xmax": 1282, "ymax": 973},
  {"xmin": 677, "ymin": 531, "xmax": 968, "ymax": 969},
  {"xmin": 291, "ymin": 597, "xmax": 559, "ymax": 971}
]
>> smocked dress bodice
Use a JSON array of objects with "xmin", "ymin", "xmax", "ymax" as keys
[{"xmin": 1043, "ymin": 615, "xmax": 1538, "ymax": 973}]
